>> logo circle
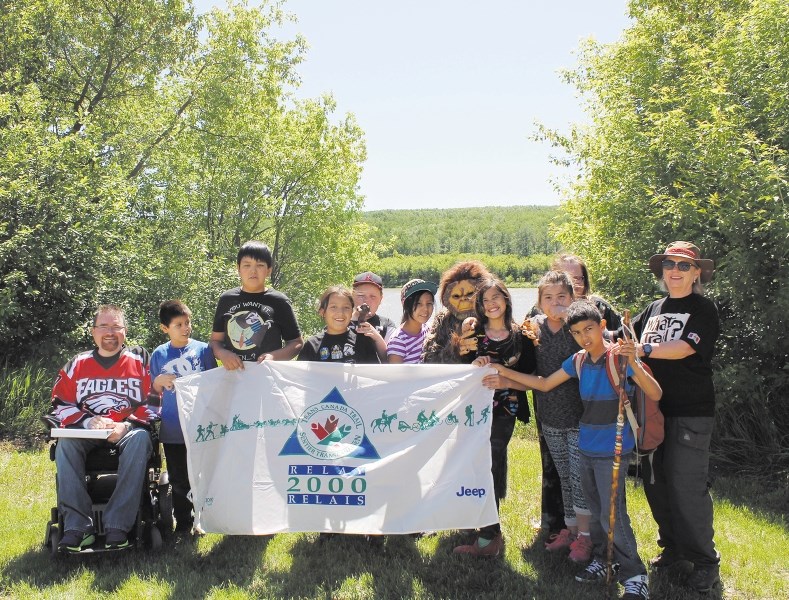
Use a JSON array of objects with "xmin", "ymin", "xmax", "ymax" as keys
[{"xmin": 297, "ymin": 402, "xmax": 365, "ymax": 460}]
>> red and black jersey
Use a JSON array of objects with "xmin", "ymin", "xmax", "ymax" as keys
[{"xmin": 50, "ymin": 346, "xmax": 155, "ymax": 427}]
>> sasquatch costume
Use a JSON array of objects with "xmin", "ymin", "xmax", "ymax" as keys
[{"xmin": 422, "ymin": 261, "xmax": 492, "ymax": 364}]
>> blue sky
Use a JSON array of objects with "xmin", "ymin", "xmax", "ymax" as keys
[{"xmin": 194, "ymin": 1, "xmax": 631, "ymax": 211}]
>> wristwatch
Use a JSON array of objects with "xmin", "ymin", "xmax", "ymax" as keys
[{"xmin": 642, "ymin": 343, "xmax": 653, "ymax": 358}]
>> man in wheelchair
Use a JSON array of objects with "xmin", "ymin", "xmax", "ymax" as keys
[{"xmin": 46, "ymin": 304, "xmax": 165, "ymax": 553}]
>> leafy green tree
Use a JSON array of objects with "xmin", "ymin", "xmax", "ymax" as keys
[
  {"xmin": 132, "ymin": 3, "xmax": 371, "ymax": 338},
  {"xmin": 1, "ymin": 0, "xmax": 201, "ymax": 363},
  {"xmin": 1, "ymin": 0, "xmax": 373, "ymax": 359},
  {"xmin": 546, "ymin": 0, "xmax": 789, "ymax": 467},
  {"xmin": 0, "ymin": 85, "xmax": 128, "ymax": 362},
  {"xmin": 363, "ymin": 206, "xmax": 560, "ymax": 257}
]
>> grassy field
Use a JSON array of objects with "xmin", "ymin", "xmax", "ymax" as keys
[{"xmin": 1, "ymin": 423, "xmax": 786, "ymax": 600}]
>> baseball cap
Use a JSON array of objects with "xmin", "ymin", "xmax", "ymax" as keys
[
  {"xmin": 400, "ymin": 279, "xmax": 438, "ymax": 304},
  {"xmin": 353, "ymin": 271, "xmax": 383, "ymax": 290}
]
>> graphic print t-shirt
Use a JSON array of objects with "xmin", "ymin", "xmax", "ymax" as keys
[
  {"xmin": 212, "ymin": 288, "xmax": 301, "ymax": 362},
  {"xmin": 150, "ymin": 339, "xmax": 217, "ymax": 443},
  {"xmin": 297, "ymin": 330, "xmax": 380, "ymax": 364},
  {"xmin": 631, "ymin": 293, "xmax": 719, "ymax": 417},
  {"xmin": 474, "ymin": 328, "xmax": 536, "ymax": 420}
]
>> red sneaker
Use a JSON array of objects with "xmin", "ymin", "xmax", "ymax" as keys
[
  {"xmin": 545, "ymin": 528, "xmax": 575, "ymax": 552},
  {"xmin": 453, "ymin": 533, "xmax": 504, "ymax": 557},
  {"xmin": 568, "ymin": 533, "xmax": 593, "ymax": 562}
]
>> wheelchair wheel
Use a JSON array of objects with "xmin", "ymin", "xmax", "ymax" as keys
[
  {"xmin": 157, "ymin": 483, "xmax": 174, "ymax": 535},
  {"xmin": 48, "ymin": 525, "xmax": 61, "ymax": 558},
  {"xmin": 147, "ymin": 525, "xmax": 163, "ymax": 551}
]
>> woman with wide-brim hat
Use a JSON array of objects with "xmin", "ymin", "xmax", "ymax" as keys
[{"xmin": 628, "ymin": 241, "xmax": 721, "ymax": 593}]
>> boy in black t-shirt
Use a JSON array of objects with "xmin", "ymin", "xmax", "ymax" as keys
[{"xmin": 210, "ymin": 241, "xmax": 303, "ymax": 369}]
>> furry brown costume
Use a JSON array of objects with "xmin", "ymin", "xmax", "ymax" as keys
[{"xmin": 422, "ymin": 260, "xmax": 492, "ymax": 364}]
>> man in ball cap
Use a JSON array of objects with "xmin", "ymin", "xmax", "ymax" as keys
[{"xmin": 351, "ymin": 271, "xmax": 397, "ymax": 361}]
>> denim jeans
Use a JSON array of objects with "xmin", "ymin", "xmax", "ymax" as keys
[
  {"xmin": 642, "ymin": 416, "xmax": 719, "ymax": 567},
  {"xmin": 55, "ymin": 427, "xmax": 153, "ymax": 534},
  {"xmin": 580, "ymin": 452, "xmax": 647, "ymax": 582}
]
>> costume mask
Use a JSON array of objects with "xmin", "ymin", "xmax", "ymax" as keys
[{"xmin": 446, "ymin": 280, "xmax": 477, "ymax": 319}]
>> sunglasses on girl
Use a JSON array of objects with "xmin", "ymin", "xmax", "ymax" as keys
[{"xmin": 662, "ymin": 259, "xmax": 696, "ymax": 272}]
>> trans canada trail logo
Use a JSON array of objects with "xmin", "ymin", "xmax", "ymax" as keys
[{"xmin": 279, "ymin": 387, "xmax": 380, "ymax": 460}]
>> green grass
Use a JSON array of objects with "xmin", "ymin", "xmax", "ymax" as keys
[{"xmin": 1, "ymin": 423, "xmax": 787, "ymax": 599}]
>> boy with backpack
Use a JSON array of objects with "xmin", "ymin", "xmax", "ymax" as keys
[{"xmin": 474, "ymin": 300, "xmax": 662, "ymax": 600}]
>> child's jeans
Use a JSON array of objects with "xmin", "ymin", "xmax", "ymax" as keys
[{"xmin": 580, "ymin": 452, "xmax": 647, "ymax": 582}]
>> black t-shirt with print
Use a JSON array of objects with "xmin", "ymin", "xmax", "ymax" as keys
[
  {"xmin": 631, "ymin": 293, "xmax": 719, "ymax": 417},
  {"xmin": 212, "ymin": 287, "xmax": 301, "ymax": 362},
  {"xmin": 349, "ymin": 313, "xmax": 397, "ymax": 340},
  {"xmin": 297, "ymin": 329, "xmax": 380, "ymax": 364},
  {"xmin": 474, "ymin": 328, "xmax": 536, "ymax": 422}
]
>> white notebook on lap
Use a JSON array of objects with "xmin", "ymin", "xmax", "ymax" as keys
[{"xmin": 50, "ymin": 428, "xmax": 113, "ymax": 440}]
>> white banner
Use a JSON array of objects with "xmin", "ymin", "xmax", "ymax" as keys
[{"xmin": 175, "ymin": 362, "xmax": 498, "ymax": 535}]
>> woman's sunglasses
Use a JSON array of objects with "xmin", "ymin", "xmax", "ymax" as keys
[{"xmin": 661, "ymin": 259, "xmax": 696, "ymax": 272}]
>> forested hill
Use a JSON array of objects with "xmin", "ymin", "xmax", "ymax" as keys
[{"xmin": 362, "ymin": 206, "xmax": 560, "ymax": 257}]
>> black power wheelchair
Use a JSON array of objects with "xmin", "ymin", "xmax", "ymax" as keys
[{"xmin": 42, "ymin": 417, "xmax": 174, "ymax": 557}]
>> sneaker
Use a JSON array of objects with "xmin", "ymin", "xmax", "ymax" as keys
[
  {"xmin": 104, "ymin": 528, "xmax": 130, "ymax": 549},
  {"xmin": 687, "ymin": 564, "xmax": 720, "ymax": 593},
  {"xmin": 545, "ymin": 528, "xmax": 575, "ymax": 552},
  {"xmin": 568, "ymin": 533, "xmax": 593, "ymax": 562},
  {"xmin": 453, "ymin": 533, "xmax": 504, "ymax": 557},
  {"xmin": 622, "ymin": 574, "xmax": 649, "ymax": 599},
  {"xmin": 649, "ymin": 548, "xmax": 683, "ymax": 569},
  {"xmin": 58, "ymin": 530, "xmax": 95, "ymax": 553},
  {"xmin": 575, "ymin": 559, "xmax": 617, "ymax": 583}
]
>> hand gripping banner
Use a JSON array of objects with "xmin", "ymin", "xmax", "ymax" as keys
[{"xmin": 175, "ymin": 362, "xmax": 498, "ymax": 535}]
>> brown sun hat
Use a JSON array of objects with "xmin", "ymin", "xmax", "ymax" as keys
[{"xmin": 648, "ymin": 241, "xmax": 715, "ymax": 283}]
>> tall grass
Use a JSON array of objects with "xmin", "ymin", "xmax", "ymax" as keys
[
  {"xmin": 0, "ymin": 359, "xmax": 57, "ymax": 443},
  {"xmin": 0, "ymin": 424, "xmax": 786, "ymax": 599}
]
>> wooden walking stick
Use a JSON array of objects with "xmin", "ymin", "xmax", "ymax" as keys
[{"xmin": 606, "ymin": 309, "xmax": 631, "ymax": 597}]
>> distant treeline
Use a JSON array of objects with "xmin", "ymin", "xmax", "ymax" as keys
[
  {"xmin": 373, "ymin": 253, "xmax": 553, "ymax": 287},
  {"xmin": 362, "ymin": 206, "xmax": 561, "ymax": 258}
]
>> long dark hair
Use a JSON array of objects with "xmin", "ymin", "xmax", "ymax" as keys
[
  {"xmin": 401, "ymin": 290, "xmax": 434, "ymax": 324},
  {"xmin": 474, "ymin": 278, "xmax": 514, "ymax": 328}
]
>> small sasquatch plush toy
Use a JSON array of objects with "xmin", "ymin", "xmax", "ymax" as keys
[{"xmin": 422, "ymin": 260, "xmax": 492, "ymax": 364}]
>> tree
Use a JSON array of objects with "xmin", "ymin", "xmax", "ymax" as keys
[
  {"xmin": 0, "ymin": 85, "xmax": 128, "ymax": 361},
  {"xmin": 133, "ymin": 2, "xmax": 372, "ymax": 338},
  {"xmin": 545, "ymin": 0, "xmax": 789, "ymax": 468},
  {"xmin": 1, "ymin": 0, "xmax": 373, "ymax": 359}
]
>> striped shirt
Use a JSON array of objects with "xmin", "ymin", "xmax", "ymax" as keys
[{"xmin": 387, "ymin": 324, "xmax": 428, "ymax": 363}]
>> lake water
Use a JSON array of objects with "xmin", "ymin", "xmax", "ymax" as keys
[{"xmin": 378, "ymin": 287, "xmax": 538, "ymax": 324}]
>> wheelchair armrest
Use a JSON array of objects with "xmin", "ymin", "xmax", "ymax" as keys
[{"xmin": 41, "ymin": 415, "xmax": 61, "ymax": 441}]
